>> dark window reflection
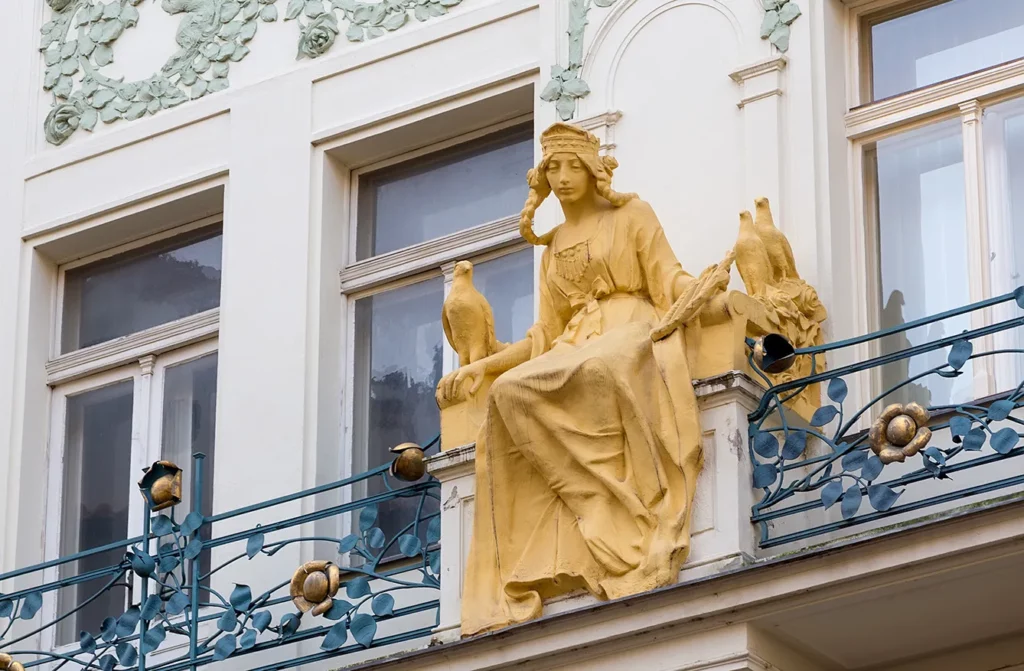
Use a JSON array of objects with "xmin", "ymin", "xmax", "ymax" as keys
[
  {"xmin": 62, "ymin": 230, "xmax": 223, "ymax": 353},
  {"xmin": 353, "ymin": 280, "xmax": 443, "ymax": 554},
  {"xmin": 356, "ymin": 126, "xmax": 533, "ymax": 259},
  {"xmin": 59, "ymin": 381, "xmax": 134, "ymax": 643}
]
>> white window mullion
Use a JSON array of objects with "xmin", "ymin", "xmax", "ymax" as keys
[
  {"xmin": 440, "ymin": 261, "xmax": 458, "ymax": 377},
  {"xmin": 960, "ymin": 100, "xmax": 997, "ymax": 397},
  {"xmin": 126, "ymin": 366, "xmax": 148, "ymax": 606},
  {"xmin": 982, "ymin": 102, "xmax": 1024, "ymax": 391}
]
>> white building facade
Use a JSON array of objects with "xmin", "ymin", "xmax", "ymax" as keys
[{"xmin": 1, "ymin": 0, "xmax": 1024, "ymax": 669}]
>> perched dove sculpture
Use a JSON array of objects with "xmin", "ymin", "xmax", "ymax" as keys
[
  {"xmin": 754, "ymin": 197, "xmax": 800, "ymax": 282},
  {"xmin": 442, "ymin": 261, "xmax": 506, "ymax": 367},
  {"xmin": 734, "ymin": 210, "xmax": 773, "ymax": 297}
]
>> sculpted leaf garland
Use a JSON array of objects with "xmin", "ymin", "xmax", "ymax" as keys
[
  {"xmin": 39, "ymin": 0, "xmax": 464, "ymax": 145},
  {"xmin": 283, "ymin": 0, "xmax": 463, "ymax": 57},
  {"xmin": 759, "ymin": 0, "xmax": 800, "ymax": 52},
  {"xmin": 540, "ymin": 0, "xmax": 617, "ymax": 122}
]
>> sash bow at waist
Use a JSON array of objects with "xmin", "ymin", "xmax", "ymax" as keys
[{"xmin": 561, "ymin": 278, "xmax": 644, "ymax": 342}]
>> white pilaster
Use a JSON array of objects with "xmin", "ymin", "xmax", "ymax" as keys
[
  {"xmin": 730, "ymin": 56, "xmax": 787, "ymax": 212},
  {"xmin": 425, "ymin": 444, "xmax": 477, "ymax": 642}
]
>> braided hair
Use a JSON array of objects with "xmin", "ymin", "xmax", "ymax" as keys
[{"xmin": 518, "ymin": 153, "xmax": 637, "ymax": 246}]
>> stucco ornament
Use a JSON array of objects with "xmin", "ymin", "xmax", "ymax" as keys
[
  {"xmin": 39, "ymin": 0, "xmax": 464, "ymax": 145},
  {"xmin": 297, "ymin": 12, "xmax": 339, "ymax": 58},
  {"xmin": 437, "ymin": 123, "xmax": 733, "ymax": 636},
  {"xmin": 760, "ymin": 0, "xmax": 801, "ymax": 52},
  {"xmin": 283, "ymin": 0, "xmax": 463, "ymax": 51},
  {"xmin": 43, "ymin": 101, "xmax": 84, "ymax": 145},
  {"xmin": 540, "ymin": 0, "xmax": 619, "ymax": 121}
]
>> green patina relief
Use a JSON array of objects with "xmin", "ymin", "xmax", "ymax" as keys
[
  {"xmin": 540, "ymin": 0, "xmax": 617, "ymax": 122},
  {"xmin": 541, "ymin": 0, "xmax": 802, "ymax": 121},
  {"xmin": 40, "ymin": 0, "xmax": 463, "ymax": 145},
  {"xmin": 760, "ymin": 0, "xmax": 800, "ymax": 53},
  {"xmin": 283, "ymin": 0, "xmax": 461, "ymax": 55}
]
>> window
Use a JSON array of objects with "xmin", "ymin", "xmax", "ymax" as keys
[
  {"xmin": 46, "ymin": 222, "xmax": 222, "ymax": 644},
  {"xmin": 851, "ymin": 0, "xmax": 1024, "ymax": 404},
  {"xmin": 865, "ymin": 0, "xmax": 1024, "ymax": 102},
  {"xmin": 343, "ymin": 122, "xmax": 535, "ymax": 543}
]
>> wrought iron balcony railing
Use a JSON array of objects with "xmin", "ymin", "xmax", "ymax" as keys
[
  {"xmin": 0, "ymin": 440, "xmax": 440, "ymax": 671},
  {"xmin": 748, "ymin": 289, "xmax": 1024, "ymax": 549}
]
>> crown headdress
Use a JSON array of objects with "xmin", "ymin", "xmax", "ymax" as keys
[{"xmin": 539, "ymin": 122, "xmax": 600, "ymax": 158}]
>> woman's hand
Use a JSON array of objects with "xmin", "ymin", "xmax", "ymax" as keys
[{"xmin": 437, "ymin": 360, "xmax": 488, "ymax": 404}]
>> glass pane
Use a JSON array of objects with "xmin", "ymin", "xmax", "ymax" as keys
[
  {"xmin": 983, "ymin": 98, "xmax": 1024, "ymax": 390},
  {"xmin": 470, "ymin": 250, "xmax": 534, "ymax": 344},
  {"xmin": 58, "ymin": 380, "xmax": 134, "ymax": 643},
  {"xmin": 62, "ymin": 230, "xmax": 223, "ymax": 353},
  {"xmin": 353, "ymin": 279, "xmax": 443, "ymax": 549},
  {"xmin": 871, "ymin": 0, "xmax": 1024, "ymax": 101},
  {"xmin": 162, "ymin": 353, "xmax": 218, "ymax": 582},
  {"xmin": 356, "ymin": 127, "xmax": 534, "ymax": 259},
  {"xmin": 873, "ymin": 118, "xmax": 973, "ymax": 407},
  {"xmin": 162, "ymin": 353, "xmax": 218, "ymax": 511}
]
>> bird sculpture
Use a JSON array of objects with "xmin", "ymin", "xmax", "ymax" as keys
[
  {"xmin": 754, "ymin": 197, "xmax": 800, "ymax": 282},
  {"xmin": 734, "ymin": 210, "xmax": 773, "ymax": 298},
  {"xmin": 442, "ymin": 260, "xmax": 506, "ymax": 367}
]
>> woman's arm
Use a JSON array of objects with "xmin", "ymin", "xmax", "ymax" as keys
[
  {"xmin": 436, "ymin": 338, "xmax": 533, "ymax": 402},
  {"xmin": 437, "ymin": 248, "xmax": 568, "ymax": 403}
]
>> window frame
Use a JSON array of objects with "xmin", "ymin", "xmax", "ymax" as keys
[
  {"xmin": 339, "ymin": 118, "xmax": 535, "ymax": 480},
  {"xmin": 846, "ymin": 0, "xmax": 1024, "ymax": 402},
  {"xmin": 42, "ymin": 220, "xmax": 223, "ymax": 651}
]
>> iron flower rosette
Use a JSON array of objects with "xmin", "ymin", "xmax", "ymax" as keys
[
  {"xmin": 138, "ymin": 461, "xmax": 183, "ymax": 511},
  {"xmin": 0, "ymin": 653, "xmax": 25, "ymax": 671},
  {"xmin": 290, "ymin": 561, "xmax": 341, "ymax": 616},
  {"xmin": 869, "ymin": 403, "xmax": 931, "ymax": 464}
]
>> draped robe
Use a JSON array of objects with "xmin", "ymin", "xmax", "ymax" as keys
[{"xmin": 461, "ymin": 199, "xmax": 704, "ymax": 636}]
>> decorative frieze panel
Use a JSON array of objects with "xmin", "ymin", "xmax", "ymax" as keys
[{"xmin": 39, "ymin": 0, "xmax": 463, "ymax": 145}]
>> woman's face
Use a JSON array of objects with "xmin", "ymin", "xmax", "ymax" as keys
[{"xmin": 545, "ymin": 152, "xmax": 593, "ymax": 204}]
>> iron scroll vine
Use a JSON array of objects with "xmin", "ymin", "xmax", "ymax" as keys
[
  {"xmin": 0, "ymin": 438, "xmax": 441, "ymax": 670},
  {"xmin": 748, "ymin": 288, "xmax": 1024, "ymax": 549}
]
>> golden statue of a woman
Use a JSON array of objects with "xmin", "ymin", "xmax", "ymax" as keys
[{"xmin": 437, "ymin": 122, "xmax": 730, "ymax": 637}]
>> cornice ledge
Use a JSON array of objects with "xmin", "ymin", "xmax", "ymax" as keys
[
  {"xmin": 729, "ymin": 55, "xmax": 787, "ymax": 84},
  {"xmin": 426, "ymin": 443, "xmax": 476, "ymax": 479},
  {"xmin": 693, "ymin": 370, "xmax": 767, "ymax": 410},
  {"xmin": 576, "ymin": 110, "xmax": 623, "ymax": 154}
]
